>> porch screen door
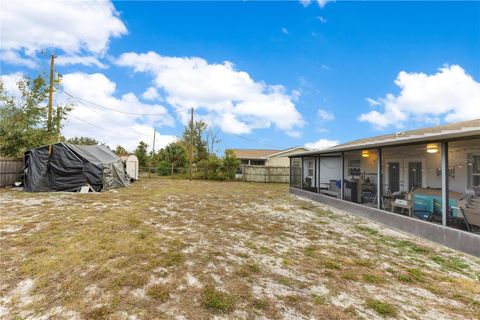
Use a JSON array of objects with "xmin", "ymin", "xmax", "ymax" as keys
[
  {"xmin": 408, "ymin": 162, "xmax": 422, "ymax": 191},
  {"xmin": 388, "ymin": 162, "xmax": 400, "ymax": 193}
]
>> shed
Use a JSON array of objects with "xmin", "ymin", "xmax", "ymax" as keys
[
  {"xmin": 119, "ymin": 154, "xmax": 139, "ymax": 181},
  {"xmin": 24, "ymin": 143, "xmax": 129, "ymax": 192}
]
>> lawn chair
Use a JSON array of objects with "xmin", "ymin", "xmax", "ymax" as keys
[
  {"xmin": 392, "ymin": 192, "xmax": 414, "ymax": 217},
  {"xmin": 457, "ymin": 203, "xmax": 480, "ymax": 233}
]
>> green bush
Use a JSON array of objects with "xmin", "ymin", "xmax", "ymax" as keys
[{"xmin": 156, "ymin": 160, "xmax": 171, "ymax": 176}]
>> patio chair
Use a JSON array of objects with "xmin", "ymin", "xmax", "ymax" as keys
[
  {"xmin": 457, "ymin": 205, "xmax": 480, "ymax": 233},
  {"xmin": 391, "ymin": 192, "xmax": 414, "ymax": 217}
]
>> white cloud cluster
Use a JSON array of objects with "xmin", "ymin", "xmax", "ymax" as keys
[
  {"xmin": 304, "ymin": 138, "xmax": 339, "ymax": 150},
  {"xmin": 359, "ymin": 65, "xmax": 480, "ymax": 129},
  {"xmin": 0, "ymin": 72, "xmax": 175, "ymax": 152},
  {"xmin": 317, "ymin": 109, "xmax": 335, "ymax": 121},
  {"xmin": 299, "ymin": 0, "xmax": 334, "ymax": 8},
  {"xmin": 1, "ymin": 0, "xmax": 127, "ymax": 68},
  {"xmin": 115, "ymin": 51, "xmax": 304, "ymax": 136},
  {"xmin": 59, "ymin": 72, "xmax": 176, "ymax": 151}
]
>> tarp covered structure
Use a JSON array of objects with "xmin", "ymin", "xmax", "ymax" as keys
[{"xmin": 24, "ymin": 143, "xmax": 129, "ymax": 192}]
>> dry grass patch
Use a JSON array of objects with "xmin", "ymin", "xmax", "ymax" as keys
[{"xmin": 1, "ymin": 178, "xmax": 479, "ymax": 319}]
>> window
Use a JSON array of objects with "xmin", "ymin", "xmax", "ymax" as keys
[
  {"xmin": 349, "ymin": 159, "xmax": 361, "ymax": 176},
  {"xmin": 469, "ymin": 154, "xmax": 480, "ymax": 187},
  {"xmin": 307, "ymin": 160, "xmax": 314, "ymax": 177},
  {"xmin": 250, "ymin": 160, "xmax": 266, "ymax": 166}
]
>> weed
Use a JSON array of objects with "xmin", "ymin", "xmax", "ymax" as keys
[
  {"xmin": 355, "ymin": 226, "xmax": 379, "ymax": 236},
  {"xmin": 83, "ymin": 306, "xmax": 113, "ymax": 320},
  {"xmin": 365, "ymin": 299, "xmax": 397, "ymax": 317},
  {"xmin": 146, "ymin": 284, "xmax": 169, "ymax": 302},
  {"xmin": 362, "ymin": 273, "xmax": 383, "ymax": 284},
  {"xmin": 431, "ymin": 255, "xmax": 470, "ymax": 272},
  {"xmin": 312, "ymin": 293, "xmax": 326, "ymax": 304},
  {"xmin": 323, "ymin": 261, "xmax": 340, "ymax": 270},
  {"xmin": 202, "ymin": 285, "xmax": 235, "ymax": 313}
]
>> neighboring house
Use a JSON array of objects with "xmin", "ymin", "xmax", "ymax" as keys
[
  {"xmin": 288, "ymin": 119, "xmax": 480, "ymax": 254},
  {"xmin": 232, "ymin": 147, "xmax": 309, "ymax": 167},
  {"xmin": 232, "ymin": 147, "xmax": 309, "ymax": 183}
]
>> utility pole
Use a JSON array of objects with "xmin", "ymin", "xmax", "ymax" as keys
[
  {"xmin": 189, "ymin": 108, "xmax": 194, "ymax": 180},
  {"xmin": 56, "ymin": 106, "xmax": 62, "ymax": 142},
  {"xmin": 149, "ymin": 128, "xmax": 156, "ymax": 178},
  {"xmin": 47, "ymin": 51, "xmax": 55, "ymax": 132}
]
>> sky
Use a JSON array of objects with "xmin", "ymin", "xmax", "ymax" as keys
[{"xmin": 1, "ymin": 0, "xmax": 479, "ymax": 153}]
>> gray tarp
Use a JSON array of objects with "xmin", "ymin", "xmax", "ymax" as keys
[{"xmin": 24, "ymin": 143, "xmax": 129, "ymax": 192}]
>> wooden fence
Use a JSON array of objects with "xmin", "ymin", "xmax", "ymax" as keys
[
  {"xmin": 238, "ymin": 165, "xmax": 290, "ymax": 183},
  {"xmin": 0, "ymin": 157, "xmax": 23, "ymax": 187}
]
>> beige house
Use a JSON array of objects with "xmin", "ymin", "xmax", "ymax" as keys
[{"xmin": 232, "ymin": 147, "xmax": 309, "ymax": 167}]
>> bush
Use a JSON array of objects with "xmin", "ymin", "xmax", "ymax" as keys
[
  {"xmin": 196, "ymin": 156, "xmax": 222, "ymax": 180},
  {"xmin": 156, "ymin": 160, "xmax": 171, "ymax": 176},
  {"xmin": 221, "ymin": 149, "xmax": 240, "ymax": 180}
]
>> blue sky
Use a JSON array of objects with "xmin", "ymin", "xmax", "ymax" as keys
[{"xmin": 1, "ymin": 0, "xmax": 479, "ymax": 152}]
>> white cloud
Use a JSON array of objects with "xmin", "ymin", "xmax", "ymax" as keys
[
  {"xmin": 299, "ymin": 0, "xmax": 334, "ymax": 8},
  {"xmin": 316, "ymin": 0, "xmax": 334, "ymax": 8},
  {"xmin": 55, "ymin": 55, "xmax": 107, "ymax": 68},
  {"xmin": 1, "ymin": 50, "xmax": 38, "ymax": 68},
  {"xmin": 0, "ymin": 0, "xmax": 126, "ymax": 67},
  {"xmin": 317, "ymin": 16, "xmax": 327, "ymax": 23},
  {"xmin": 142, "ymin": 87, "xmax": 161, "ymax": 101},
  {"xmin": 59, "ymin": 72, "xmax": 175, "ymax": 152},
  {"xmin": 299, "ymin": 0, "xmax": 312, "ymax": 7},
  {"xmin": 317, "ymin": 109, "xmax": 335, "ymax": 121},
  {"xmin": 281, "ymin": 27, "xmax": 289, "ymax": 35},
  {"xmin": 0, "ymin": 72, "xmax": 24, "ymax": 99},
  {"xmin": 304, "ymin": 138, "xmax": 339, "ymax": 150},
  {"xmin": 359, "ymin": 65, "xmax": 480, "ymax": 129},
  {"xmin": 115, "ymin": 51, "xmax": 304, "ymax": 136}
]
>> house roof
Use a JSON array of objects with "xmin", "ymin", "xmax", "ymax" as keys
[
  {"xmin": 231, "ymin": 146, "xmax": 310, "ymax": 159},
  {"xmin": 231, "ymin": 149, "xmax": 282, "ymax": 159},
  {"xmin": 292, "ymin": 119, "xmax": 480, "ymax": 157}
]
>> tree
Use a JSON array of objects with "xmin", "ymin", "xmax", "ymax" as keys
[
  {"xmin": 135, "ymin": 141, "xmax": 149, "ymax": 168},
  {"xmin": 0, "ymin": 74, "xmax": 70, "ymax": 157},
  {"xmin": 161, "ymin": 142, "xmax": 187, "ymax": 175},
  {"xmin": 65, "ymin": 136, "xmax": 99, "ymax": 145},
  {"xmin": 181, "ymin": 120, "xmax": 209, "ymax": 163},
  {"xmin": 115, "ymin": 145, "xmax": 128, "ymax": 154},
  {"xmin": 221, "ymin": 149, "xmax": 240, "ymax": 180}
]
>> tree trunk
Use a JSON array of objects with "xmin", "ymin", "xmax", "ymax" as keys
[{"xmin": 171, "ymin": 163, "xmax": 174, "ymax": 176}]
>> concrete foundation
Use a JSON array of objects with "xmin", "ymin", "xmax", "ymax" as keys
[{"xmin": 290, "ymin": 187, "xmax": 480, "ymax": 257}]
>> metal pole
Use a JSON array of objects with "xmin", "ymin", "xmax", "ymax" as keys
[
  {"xmin": 318, "ymin": 155, "xmax": 321, "ymax": 193},
  {"xmin": 301, "ymin": 156, "xmax": 304, "ymax": 190},
  {"xmin": 189, "ymin": 108, "xmax": 194, "ymax": 180},
  {"xmin": 441, "ymin": 141, "xmax": 449, "ymax": 226},
  {"xmin": 340, "ymin": 152, "xmax": 344, "ymax": 200},
  {"xmin": 377, "ymin": 148, "xmax": 382, "ymax": 210},
  {"xmin": 289, "ymin": 157, "xmax": 292, "ymax": 187}
]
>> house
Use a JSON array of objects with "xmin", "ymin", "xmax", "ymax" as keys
[
  {"xmin": 232, "ymin": 147, "xmax": 309, "ymax": 183},
  {"xmin": 289, "ymin": 119, "xmax": 480, "ymax": 256},
  {"xmin": 232, "ymin": 147, "xmax": 309, "ymax": 167}
]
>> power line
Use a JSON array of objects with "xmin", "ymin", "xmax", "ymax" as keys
[{"xmin": 60, "ymin": 88, "xmax": 169, "ymax": 116}]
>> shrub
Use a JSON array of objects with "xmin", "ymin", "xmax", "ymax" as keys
[
  {"xmin": 365, "ymin": 299, "xmax": 397, "ymax": 317},
  {"xmin": 156, "ymin": 160, "xmax": 171, "ymax": 176}
]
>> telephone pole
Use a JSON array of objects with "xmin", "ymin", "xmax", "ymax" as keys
[
  {"xmin": 47, "ymin": 51, "xmax": 55, "ymax": 132},
  {"xmin": 189, "ymin": 108, "xmax": 194, "ymax": 180},
  {"xmin": 56, "ymin": 106, "xmax": 62, "ymax": 142},
  {"xmin": 149, "ymin": 128, "xmax": 156, "ymax": 178}
]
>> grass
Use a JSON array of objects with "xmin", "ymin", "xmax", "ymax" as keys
[
  {"xmin": 1, "ymin": 178, "xmax": 479, "ymax": 319},
  {"xmin": 365, "ymin": 299, "xmax": 397, "ymax": 317},
  {"xmin": 201, "ymin": 285, "xmax": 235, "ymax": 313},
  {"xmin": 146, "ymin": 284, "xmax": 170, "ymax": 302}
]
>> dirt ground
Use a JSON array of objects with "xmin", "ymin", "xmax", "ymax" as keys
[{"xmin": 0, "ymin": 178, "xmax": 479, "ymax": 320}]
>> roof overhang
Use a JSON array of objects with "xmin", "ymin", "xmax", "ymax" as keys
[{"xmin": 290, "ymin": 128, "xmax": 480, "ymax": 157}]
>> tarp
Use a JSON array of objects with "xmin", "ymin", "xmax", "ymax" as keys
[{"xmin": 24, "ymin": 143, "xmax": 129, "ymax": 192}]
